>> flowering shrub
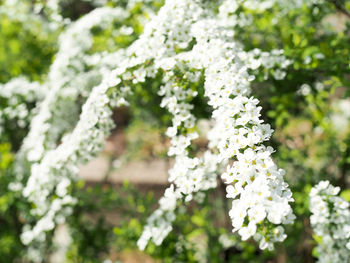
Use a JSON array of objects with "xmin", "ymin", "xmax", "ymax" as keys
[
  {"xmin": 0, "ymin": 0, "xmax": 350, "ymax": 262},
  {"xmin": 309, "ymin": 181, "xmax": 350, "ymax": 263}
]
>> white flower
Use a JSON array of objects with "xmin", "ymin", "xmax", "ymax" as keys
[
  {"xmin": 8, "ymin": 0, "xmax": 297, "ymax": 251},
  {"xmin": 310, "ymin": 181, "xmax": 350, "ymax": 262},
  {"xmin": 238, "ymin": 222, "xmax": 257, "ymax": 241}
]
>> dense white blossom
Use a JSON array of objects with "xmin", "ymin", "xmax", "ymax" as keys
[
  {"xmin": 0, "ymin": 78, "xmax": 44, "ymax": 136},
  {"xmin": 1, "ymin": 0, "xmax": 66, "ymax": 31},
  {"xmin": 0, "ymin": 0, "xmax": 311, "ymax": 253},
  {"xmin": 17, "ymin": 7, "xmax": 128, "ymax": 164},
  {"xmin": 310, "ymin": 181, "xmax": 350, "ymax": 263},
  {"xmin": 137, "ymin": 0, "xmax": 294, "ymax": 250},
  {"xmin": 16, "ymin": 7, "xmax": 131, "ymax": 245}
]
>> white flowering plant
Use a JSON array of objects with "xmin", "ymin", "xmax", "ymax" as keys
[
  {"xmin": 309, "ymin": 181, "xmax": 350, "ymax": 263},
  {"xmin": 0, "ymin": 0, "xmax": 350, "ymax": 262}
]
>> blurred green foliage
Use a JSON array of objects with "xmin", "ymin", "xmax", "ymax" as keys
[
  {"xmin": 0, "ymin": 16, "xmax": 57, "ymax": 83},
  {"xmin": 0, "ymin": 144, "xmax": 26, "ymax": 262}
]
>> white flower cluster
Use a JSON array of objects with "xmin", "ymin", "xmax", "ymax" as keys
[
  {"xmin": 0, "ymin": 0, "xmax": 41, "ymax": 24},
  {"xmin": 202, "ymin": 33, "xmax": 295, "ymax": 248},
  {"xmin": 2, "ymin": 0, "xmax": 113, "ymax": 29},
  {"xmin": 19, "ymin": 0, "xmax": 217, "ymax": 247},
  {"xmin": 34, "ymin": 0, "xmax": 66, "ymax": 25},
  {"xmin": 2, "ymin": 0, "xmax": 300, "ymax": 252},
  {"xmin": 17, "ymin": 7, "xmax": 128, "ymax": 165},
  {"xmin": 0, "ymin": 0, "xmax": 65, "ymax": 31},
  {"xmin": 16, "ymin": 7, "xmax": 132, "ymax": 245},
  {"xmin": 0, "ymin": 77, "xmax": 44, "ymax": 136},
  {"xmin": 138, "ymin": 1, "xmax": 221, "ymax": 249},
  {"xmin": 138, "ymin": 151, "xmax": 220, "ymax": 250},
  {"xmin": 32, "ymin": 0, "xmax": 156, "ymax": 26},
  {"xmin": 310, "ymin": 181, "xmax": 350, "ymax": 263},
  {"xmin": 138, "ymin": 0, "xmax": 294, "ymax": 250},
  {"xmin": 18, "ymin": 0, "xmax": 175, "ymax": 245}
]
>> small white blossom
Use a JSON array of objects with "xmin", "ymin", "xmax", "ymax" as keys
[{"xmin": 310, "ymin": 181, "xmax": 350, "ymax": 263}]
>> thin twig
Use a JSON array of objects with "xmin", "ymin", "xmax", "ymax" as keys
[{"xmin": 328, "ymin": 0, "xmax": 350, "ymax": 19}]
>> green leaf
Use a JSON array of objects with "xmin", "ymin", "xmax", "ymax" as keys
[{"xmin": 340, "ymin": 189, "xmax": 350, "ymax": 202}]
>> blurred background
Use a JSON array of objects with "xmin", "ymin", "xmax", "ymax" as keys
[{"xmin": 0, "ymin": 0, "xmax": 350, "ymax": 262}]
